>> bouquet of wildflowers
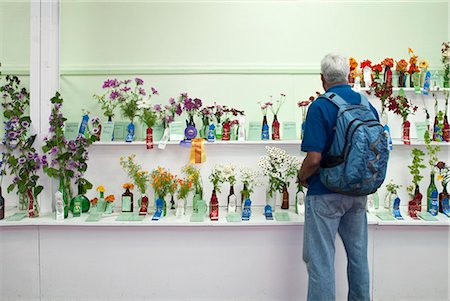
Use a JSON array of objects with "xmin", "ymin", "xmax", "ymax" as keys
[
  {"xmin": 181, "ymin": 164, "xmax": 202, "ymax": 195},
  {"xmin": 258, "ymin": 146, "xmax": 301, "ymax": 196},
  {"xmin": 258, "ymin": 101, "xmax": 272, "ymax": 116},
  {"xmin": 297, "ymin": 94, "xmax": 317, "ymax": 122},
  {"xmin": 211, "ymin": 103, "xmax": 226, "ymax": 124},
  {"xmin": 222, "ymin": 164, "xmax": 236, "ymax": 186},
  {"xmin": 179, "ymin": 93, "xmax": 202, "ymax": 120},
  {"xmin": 436, "ymin": 161, "xmax": 450, "ymax": 190},
  {"xmin": 1, "ymin": 75, "xmax": 44, "ymax": 203},
  {"xmin": 93, "ymin": 78, "xmax": 122, "ymax": 120},
  {"xmin": 209, "ymin": 164, "xmax": 227, "ymax": 192},
  {"xmin": 137, "ymin": 97, "xmax": 157, "ymax": 128},
  {"xmin": 177, "ymin": 178, "xmax": 193, "ymax": 200},
  {"xmin": 120, "ymin": 154, "xmax": 150, "ymax": 194},
  {"xmin": 42, "ymin": 93, "xmax": 97, "ymax": 199},
  {"xmin": 239, "ymin": 167, "xmax": 262, "ymax": 199},
  {"xmin": 269, "ymin": 93, "xmax": 287, "ymax": 116},
  {"xmin": 151, "ymin": 167, "xmax": 176, "ymax": 198},
  {"xmin": 387, "ymin": 94, "xmax": 418, "ymax": 123},
  {"xmin": 155, "ymin": 97, "xmax": 183, "ymax": 128}
]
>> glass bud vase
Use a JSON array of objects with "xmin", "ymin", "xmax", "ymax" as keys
[
  {"xmin": 209, "ymin": 189, "xmax": 219, "ymax": 221},
  {"xmin": 402, "ymin": 119, "xmax": 411, "ymax": 145},
  {"xmin": 27, "ymin": 188, "xmax": 39, "ymax": 218},
  {"xmin": 261, "ymin": 115, "xmax": 269, "ymax": 140},
  {"xmin": 18, "ymin": 193, "xmax": 28, "ymax": 211},
  {"xmin": 139, "ymin": 194, "xmax": 149, "ymax": 216},
  {"xmin": 146, "ymin": 127, "xmax": 153, "ymax": 149},
  {"xmin": 271, "ymin": 114, "xmax": 280, "ymax": 140},
  {"xmin": 266, "ymin": 187, "xmax": 278, "ymax": 212},
  {"xmin": 398, "ymin": 71, "xmax": 407, "ymax": 88}
]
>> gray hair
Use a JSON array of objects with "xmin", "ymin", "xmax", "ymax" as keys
[{"xmin": 320, "ymin": 53, "xmax": 349, "ymax": 84}]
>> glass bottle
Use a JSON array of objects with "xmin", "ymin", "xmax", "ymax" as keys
[
  {"xmin": 443, "ymin": 114, "xmax": 450, "ymax": 142},
  {"xmin": 209, "ymin": 189, "xmax": 219, "ymax": 221},
  {"xmin": 271, "ymin": 114, "xmax": 280, "ymax": 140},
  {"xmin": 240, "ymin": 184, "xmax": 247, "ymax": 211},
  {"xmin": 439, "ymin": 185, "xmax": 448, "ymax": 213},
  {"xmin": 261, "ymin": 115, "xmax": 269, "ymax": 140},
  {"xmin": 0, "ymin": 187, "xmax": 5, "ymax": 220},
  {"xmin": 227, "ymin": 184, "xmax": 237, "ymax": 213},
  {"xmin": 281, "ymin": 185, "xmax": 289, "ymax": 210},
  {"xmin": 427, "ymin": 173, "xmax": 438, "ymax": 216},
  {"xmin": 121, "ymin": 188, "xmax": 133, "ymax": 212},
  {"xmin": 295, "ymin": 185, "xmax": 305, "ymax": 214},
  {"xmin": 59, "ymin": 176, "xmax": 69, "ymax": 219}
]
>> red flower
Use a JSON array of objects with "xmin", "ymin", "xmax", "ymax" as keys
[
  {"xmin": 360, "ymin": 59, "xmax": 372, "ymax": 69},
  {"xmin": 372, "ymin": 64, "xmax": 383, "ymax": 73},
  {"xmin": 382, "ymin": 58, "xmax": 394, "ymax": 68}
]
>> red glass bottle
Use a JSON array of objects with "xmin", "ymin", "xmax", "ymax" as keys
[
  {"xmin": 222, "ymin": 122, "xmax": 231, "ymax": 141},
  {"xmin": 209, "ymin": 190, "xmax": 219, "ymax": 221},
  {"xmin": 443, "ymin": 115, "xmax": 450, "ymax": 142},
  {"xmin": 402, "ymin": 120, "xmax": 411, "ymax": 145},
  {"xmin": 408, "ymin": 185, "xmax": 422, "ymax": 218},
  {"xmin": 272, "ymin": 115, "xmax": 280, "ymax": 140},
  {"xmin": 146, "ymin": 127, "xmax": 153, "ymax": 149}
]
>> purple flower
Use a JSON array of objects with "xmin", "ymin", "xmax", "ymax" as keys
[
  {"xmin": 138, "ymin": 88, "xmax": 146, "ymax": 96},
  {"xmin": 169, "ymin": 97, "xmax": 175, "ymax": 105},
  {"xmin": 41, "ymin": 155, "xmax": 48, "ymax": 166},
  {"xmin": 49, "ymin": 126, "xmax": 55, "ymax": 133},
  {"xmin": 8, "ymin": 132, "xmax": 17, "ymax": 138},
  {"xmin": 18, "ymin": 157, "xmax": 26, "ymax": 164},
  {"xmin": 165, "ymin": 115, "xmax": 174, "ymax": 124},
  {"xmin": 151, "ymin": 87, "xmax": 159, "ymax": 95},
  {"xmin": 68, "ymin": 140, "xmax": 76, "ymax": 151},
  {"xmin": 102, "ymin": 79, "xmax": 119, "ymax": 89},
  {"xmin": 13, "ymin": 176, "xmax": 20, "ymax": 183},
  {"xmin": 124, "ymin": 79, "xmax": 132, "ymax": 84},
  {"xmin": 2, "ymin": 93, "xmax": 7, "ymax": 99},
  {"xmin": 10, "ymin": 117, "xmax": 19, "ymax": 124},
  {"xmin": 92, "ymin": 128, "xmax": 99, "ymax": 134},
  {"xmin": 50, "ymin": 146, "xmax": 59, "ymax": 155},
  {"xmin": 175, "ymin": 103, "xmax": 183, "ymax": 116},
  {"xmin": 55, "ymin": 103, "xmax": 62, "ymax": 110},
  {"xmin": 110, "ymin": 91, "xmax": 120, "ymax": 100},
  {"xmin": 51, "ymin": 159, "xmax": 57, "ymax": 167},
  {"xmin": 181, "ymin": 93, "xmax": 188, "ymax": 99},
  {"xmin": 121, "ymin": 86, "xmax": 131, "ymax": 92},
  {"xmin": 135, "ymin": 78, "xmax": 144, "ymax": 85},
  {"xmin": 21, "ymin": 121, "xmax": 30, "ymax": 127},
  {"xmin": 164, "ymin": 105, "xmax": 171, "ymax": 110},
  {"xmin": 194, "ymin": 98, "xmax": 202, "ymax": 109},
  {"xmin": 184, "ymin": 98, "xmax": 194, "ymax": 111},
  {"xmin": 154, "ymin": 104, "xmax": 161, "ymax": 112}
]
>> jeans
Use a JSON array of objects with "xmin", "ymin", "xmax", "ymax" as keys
[{"xmin": 303, "ymin": 193, "xmax": 370, "ymax": 301}]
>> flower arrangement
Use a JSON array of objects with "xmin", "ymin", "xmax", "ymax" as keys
[
  {"xmin": 386, "ymin": 181, "xmax": 401, "ymax": 196},
  {"xmin": 120, "ymin": 78, "xmax": 156, "ymax": 123},
  {"xmin": 349, "ymin": 57, "xmax": 358, "ymax": 71},
  {"xmin": 42, "ymin": 93, "xmax": 97, "ymax": 199},
  {"xmin": 222, "ymin": 164, "xmax": 237, "ymax": 186},
  {"xmin": 270, "ymin": 94, "xmax": 287, "ymax": 116},
  {"xmin": 181, "ymin": 164, "xmax": 202, "ymax": 195},
  {"xmin": 442, "ymin": 42, "xmax": 450, "ymax": 87},
  {"xmin": 396, "ymin": 59, "xmax": 408, "ymax": 73},
  {"xmin": 156, "ymin": 97, "xmax": 183, "ymax": 128},
  {"xmin": 259, "ymin": 101, "xmax": 272, "ymax": 117},
  {"xmin": 180, "ymin": 93, "xmax": 202, "ymax": 120},
  {"xmin": 120, "ymin": 155, "xmax": 150, "ymax": 194},
  {"xmin": 382, "ymin": 58, "xmax": 394, "ymax": 68},
  {"xmin": 239, "ymin": 167, "xmax": 262, "ymax": 200},
  {"xmin": 209, "ymin": 164, "xmax": 227, "ymax": 192},
  {"xmin": 408, "ymin": 48, "xmax": 420, "ymax": 77},
  {"xmin": 387, "ymin": 94, "xmax": 418, "ymax": 122},
  {"xmin": 407, "ymin": 148, "xmax": 426, "ymax": 195},
  {"xmin": 368, "ymin": 82, "xmax": 393, "ymax": 115},
  {"xmin": 258, "ymin": 146, "xmax": 301, "ymax": 196},
  {"xmin": 372, "ymin": 64, "xmax": 383, "ymax": 79},
  {"xmin": 199, "ymin": 106, "xmax": 213, "ymax": 132},
  {"xmin": 137, "ymin": 98, "xmax": 157, "ymax": 129},
  {"xmin": 436, "ymin": 161, "xmax": 450, "ymax": 190},
  {"xmin": 1, "ymin": 75, "xmax": 44, "ymax": 209},
  {"xmin": 297, "ymin": 95, "xmax": 316, "ymax": 120},
  {"xmin": 151, "ymin": 167, "xmax": 176, "ymax": 198},
  {"xmin": 93, "ymin": 78, "xmax": 121, "ymax": 120},
  {"xmin": 177, "ymin": 178, "xmax": 193, "ymax": 200},
  {"xmin": 360, "ymin": 59, "xmax": 372, "ymax": 69}
]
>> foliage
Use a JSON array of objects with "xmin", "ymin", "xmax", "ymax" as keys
[
  {"xmin": 181, "ymin": 164, "xmax": 202, "ymax": 194},
  {"xmin": 424, "ymin": 131, "xmax": 441, "ymax": 171},
  {"xmin": 177, "ymin": 178, "xmax": 193, "ymax": 200},
  {"xmin": 1, "ymin": 75, "xmax": 44, "ymax": 199},
  {"xmin": 386, "ymin": 180, "xmax": 401, "ymax": 195},
  {"xmin": 120, "ymin": 154, "xmax": 150, "ymax": 194},
  {"xmin": 239, "ymin": 167, "xmax": 262, "ymax": 199},
  {"xmin": 151, "ymin": 167, "xmax": 176, "ymax": 198},
  {"xmin": 408, "ymin": 148, "xmax": 426, "ymax": 186},
  {"xmin": 387, "ymin": 94, "xmax": 418, "ymax": 122},
  {"xmin": 209, "ymin": 164, "xmax": 227, "ymax": 192}
]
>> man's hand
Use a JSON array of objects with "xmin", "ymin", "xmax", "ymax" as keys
[
  {"xmin": 298, "ymin": 151, "xmax": 322, "ymax": 188},
  {"xmin": 297, "ymin": 169, "xmax": 308, "ymax": 188}
]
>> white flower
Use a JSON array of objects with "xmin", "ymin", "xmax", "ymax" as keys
[{"xmin": 137, "ymin": 99, "xmax": 151, "ymax": 110}]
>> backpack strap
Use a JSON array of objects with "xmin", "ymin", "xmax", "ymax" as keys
[{"xmin": 321, "ymin": 92, "xmax": 370, "ymax": 109}]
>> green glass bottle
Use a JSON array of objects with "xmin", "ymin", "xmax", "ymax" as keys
[
  {"xmin": 59, "ymin": 177, "xmax": 69, "ymax": 219},
  {"xmin": 427, "ymin": 172, "xmax": 438, "ymax": 215}
]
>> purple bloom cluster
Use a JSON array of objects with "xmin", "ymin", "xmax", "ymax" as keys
[{"xmin": 102, "ymin": 79, "xmax": 120, "ymax": 89}]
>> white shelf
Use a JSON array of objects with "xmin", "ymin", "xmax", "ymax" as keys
[
  {"xmin": 359, "ymin": 87, "xmax": 450, "ymax": 93},
  {"xmin": 92, "ymin": 139, "xmax": 449, "ymax": 147},
  {"xmin": 1, "ymin": 207, "xmax": 447, "ymax": 227}
]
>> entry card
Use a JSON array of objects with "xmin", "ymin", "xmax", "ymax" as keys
[
  {"xmin": 100, "ymin": 122, "xmax": 114, "ymax": 142},
  {"xmin": 5, "ymin": 212, "xmax": 27, "ymax": 221},
  {"xmin": 274, "ymin": 212, "xmax": 290, "ymax": 221},
  {"xmin": 116, "ymin": 212, "xmax": 145, "ymax": 221},
  {"xmin": 85, "ymin": 213, "xmax": 103, "ymax": 222},
  {"xmin": 282, "ymin": 121, "xmax": 297, "ymax": 140},
  {"xmin": 113, "ymin": 122, "xmax": 128, "ymax": 141},
  {"xmin": 415, "ymin": 122, "xmax": 428, "ymax": 141},
  {"xmin": 169, "ymin": 121, "xmax": 185, "ymax": 141},
  {"xmin": 417, "ymin": 212, "xmax": 438, "ymax": 221},
  {"xmin": 152, "ymin": 124, "xmax": 165, "ymax": 142},
  {"xmin": 247, "ymin": 121, "xmax": 261, "ymax": 141},
  {"xmin": 375, "ymin": 212, "xmax": 396, "ymax": 221},
  {"xmin": 64, "ymin": 122, "xmax": 80, "ymax": 142},
  {"xmin": 226, "ymin": 212, "xmax": 242, "ymax": 222}
]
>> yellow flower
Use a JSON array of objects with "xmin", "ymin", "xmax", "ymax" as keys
[
  {"xmin": 419, "ymin": 60, "xmax": 429, "ymax": 69},
  {"xmin": 96, "ymin": 185, "xmax": 105, "ymax": 192},
  {"xmin": 123, "ymin": 183, "xmax": 134, "ymax": 190},
  {"xmin": 438, "ymin": 174, "xmax": 444, "ymax": 181}
]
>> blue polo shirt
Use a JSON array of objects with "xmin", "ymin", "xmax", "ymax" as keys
[{"xmin": 301, "ymin": 84, "xmax": 379, "ymax": 195}]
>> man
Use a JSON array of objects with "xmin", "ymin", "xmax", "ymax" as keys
[{"xmin": 298, "ymin": 53, "xmax": 379, "ymax": 301}]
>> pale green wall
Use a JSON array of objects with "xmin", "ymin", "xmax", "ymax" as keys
[{"xmin": 58, "ymin": 0, "xmax": 449, "ymax": 133}]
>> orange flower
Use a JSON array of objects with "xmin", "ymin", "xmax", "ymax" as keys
[
  {"xmin": 105, "ymin": 195, "xmax": 115, "ymax": 202},
  {"xmin": 372, "ymin": 64, "xmax": 383, "ymax": 73},
  {"xmin": 349, "ymin": 57, "xmax": 358, "ymax": 70},
  {"xmin": 396, "ymin": 59, "xmax": 408, "ymax": 72},
  {"xmin": 409, "ymin": 55, "xmax": 418, "ymax": 66},
  {"xmin": 408, "ymin": 48, "xmax": 414, "ymax": 55},
  {"xmin": 382, "ymin": 58, "xmax": 394, "ymax": 68},
  {"xmin": 90, "ymin": 197, "xmax": 98, "ymax": 205},
  {"xmin": 122, "ymin": 183, "xmax": 134, "ymax": 190}
]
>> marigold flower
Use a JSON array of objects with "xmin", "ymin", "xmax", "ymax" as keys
[
  {"xmin": 90, "ymin": 197, "xmax": 98, "ymax": 205},
  {"xmin": 96, "ymin": 185, "xmax": 105, "ymax": 192},
  {"xmin": 105, "ymin": 194, "xmax": 115, "ymax": 202},
  {"xmin": 349, "ymin": 57, "xmax": 358, "ymax": 70},
  {"xmin": 396, "ymin": 59, "xmax": 408, "ymax": 72}
]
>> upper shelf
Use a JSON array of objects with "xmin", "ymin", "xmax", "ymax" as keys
[
  {"xmin": 359, "ymin": 87, "xmax": 449, "ymax": 93},
  {"xmin": 92, "ymin": 139, "xmax": 449, "ymax": 147}
]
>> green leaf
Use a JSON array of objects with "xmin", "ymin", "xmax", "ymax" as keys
[
  {"xmin": 34, "ymin": 185, "xmax": 44, "ymax": 198},
  {"xmin": 7, "ymin": 184, "xmax": 15, "ymax": 193}
]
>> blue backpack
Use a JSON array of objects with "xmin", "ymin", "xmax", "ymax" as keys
[{"xmin": 319, "ymin": 92, "xmax": 389, "ymax": 196}]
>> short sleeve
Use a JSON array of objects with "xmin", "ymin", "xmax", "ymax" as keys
[{"xmin": 301, "ymin": 100, "xmax": 328, "ymax": 153}]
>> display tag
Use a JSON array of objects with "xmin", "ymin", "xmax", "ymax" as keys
[{"xmin": 264, "ymin": 204, "xmax": 273, "ymax": 220}]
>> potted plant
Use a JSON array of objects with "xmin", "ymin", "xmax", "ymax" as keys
[
  {"xmin": 120, "ymin": 154, "xmax": 150, "ymax": 214},
  {"xmin": 137, "ymin": 98, "xmax": 157, "ymax": 149},
  {"xmin": 93, "ymin": 78, "xmax": 121, "ymax": 123},
  {"xmin": 176, "ymin": 178, "xmax": 193, "ymax": 216},
  {"xmin": 384, "ymin": 181, "xmax": 401, "ymax": 211},
  {"xmin": 258, "ymin": 101, "xmax": 272, "ymax": 140},
  {"xmin": 381, "ymin": 58, "xmax": 394, "ymax": 86}
]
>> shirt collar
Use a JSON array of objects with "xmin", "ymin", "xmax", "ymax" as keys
[{"xmin": 326, "ymin": 84, "xmax": 351, "ymax": 93}]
